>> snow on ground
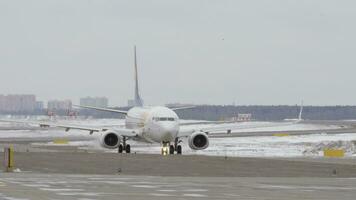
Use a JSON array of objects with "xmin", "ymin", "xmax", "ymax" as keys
[
  {"xmin": 182, "ymin": 121, "xmax": 341, "ymax": 133},
  {"xmin": 27, "ymin": 132, "xmax": 356, "ymax": 158},
  {"xmin": 0, "ymin": 117, "xmax": 353, "ymax": 157},
  {"xmin": 124, "ymin": 133, "xmax": 356, "ymax": 157},
  {"xmin": 192, "ymin": 133, "xmax": 356, "ymax": 157}
]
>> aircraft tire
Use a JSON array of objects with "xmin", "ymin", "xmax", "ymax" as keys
[
  {"xmin": 125, "ymin": 144, "xmax": 131, "ymax": 153},
  {"xmin": 177, "ymin": 145, "xmax": 182, "ymax": 155},
  {"xmin": 169, "ymin": 145, "xmax": 174, "ymax": 154},
  {"xmin": 118, "ymin": 144, "xmax": 123, "ymax": 153}
]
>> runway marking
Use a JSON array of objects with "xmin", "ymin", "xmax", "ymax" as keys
[
  {"xmin": 87, "ymin": 180, "xmax": 125, "ymax": 185},
  {"xmin": 149, "ymin": 193, "xmax": 175, "ymax": 197},
  {"xmin": 157, "ymin": 189, "xmax": 177, "ymax": 192},
  {"xmin": 77, "ymin": 198, "xmax": 97, "ymax": 200},
  {"xmin": 0, "ymin": 193, "xmax": 29, "ymax": 200},
  {"xmin": 56, "ymin": 192, "xmax": 101, "ymax": 196},
  {"xmin": 132, "ymin": 185, "xmax": 160, "ymax": 188},
  {"xmin": 87, "ymin": 177, "xmax": 133, "ymax": 181},
  {"xmin": 40, "ymin": 188, "xmax": 84, "ymax": 192},
  {"xmin": 224, "ymin": 193, "xmax": 241, "ymax": 197},
  {"xmin": 56, "ymin": 192, "xmax": 122, "ymax": 197},
  {"xmin": 256, "ymin": 184, "xmax": 356, "ymax": 191},
  {"xmin": 301, "ymin": 190, "xmax": 316, "ymax": 192},
  {"xmin": 22, "ymin": 184, "xmax": 50, "ymax": 187},
  {"xmin": 183, "ymin": 193, "xmax": 207, "ymax": 197},
  {"xmin": 183, "ymin": 188, "xmax": 208, "ymax": 192}
]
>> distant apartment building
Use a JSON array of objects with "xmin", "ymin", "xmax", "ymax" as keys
[
  {"xmin": 80, "ymin": 97, "xmax": 108, "ymax": 108},
  {"xmin": 35, "ymin": 101, "xmax": 44, "ymax": 110},
  {"xmin": 230, "ymin": 113, "xmax": 252, "ymax": 122},
  {"xmin": 0, "ymin": 94, "xmax": 37, "ymax": 112},
  {"xmin": 47, "ymin": 100, "xmax": 72, "ymax": 110}
]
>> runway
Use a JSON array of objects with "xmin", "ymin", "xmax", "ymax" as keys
[
  {"xmin": 1, "ymin": 174, "xmax": 356, "ymax": 200},
  {"xmin": 1, "ymin": 152, "xmax": 356, "ymax": 177}
]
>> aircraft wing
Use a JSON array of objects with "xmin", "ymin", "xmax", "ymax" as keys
[
  {"xmin": 0, "ymin": 119, "xmax": 137, "ymax": 137},
  {"xmin": 177, "ymin": 126, "xmax": 232, "ymax": 137},
  {"xmin": 74, "ymin": 105, "xmax": 128, "ymax": 115},
  {"xmin": 178, "ymin": 121, "xmax": 300, "ymax": 137},
  {"xmin": 171, "ymin": 106, "xmax": 196, "ymax": 111},
  {"xmin": 179, "ymin": 120, "xmax": 238, "ymax": 126}
]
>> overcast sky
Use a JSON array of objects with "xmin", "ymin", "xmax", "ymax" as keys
[{"xmin": 0, "ymin": 0, "xmax": 355, "ymax": 106}]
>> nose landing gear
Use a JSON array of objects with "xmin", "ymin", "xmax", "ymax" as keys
[
  {"xmin": 161, "ymin": 142, "xmax": 170, "ymax": 155},
  {"xmin": 161, "ymin": 138, "xmax": 182, "ymax": 155}
]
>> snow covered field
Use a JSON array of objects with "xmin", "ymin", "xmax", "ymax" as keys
[
  {"xmin": 192, "ymin": 133, "xmax": 356, "ymax": 157},
  {"xmin": 45, "ymin": 132, "xmax": 356, "ymax": 158},
  {"xmin": 0, "ymin": 117, "xmax": 355, "ymax": 158}
]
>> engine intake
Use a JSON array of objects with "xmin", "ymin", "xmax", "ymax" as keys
[
  {"xmin": 100, "ymin": 131, "xmax": 121, "ymax": 149},
  {"xmin": 188, "ymin": 132, "xmax": 209, "ymax": 150}
]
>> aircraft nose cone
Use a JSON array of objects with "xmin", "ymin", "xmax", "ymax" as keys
[{"xmin": 160, "ymin": 123, "xmax": 178, "ymax": 141}]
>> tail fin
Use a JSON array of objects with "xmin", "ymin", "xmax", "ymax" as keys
[
  {"xmin": 298, "ymin": 100, "xmax": 303, "ymax": 121},
  {"xmin": 134, "ymin": 46, "xmax": 143, "ymax": 107}
]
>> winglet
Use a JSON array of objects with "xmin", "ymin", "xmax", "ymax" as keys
[{"xmin": 298, "ymin": 100, "xmax": 304, "ymax": 121}]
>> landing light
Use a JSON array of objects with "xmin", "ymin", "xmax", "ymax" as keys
[{"xmin": 162, "ymin": 146, "xmax": 169, "ymax": 156}]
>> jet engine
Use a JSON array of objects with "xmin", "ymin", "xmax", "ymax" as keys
[
  {"xmin": 100, "ymin": 131, "xmax": 121, "ymax": 149},
  {"xmin": 188, "ymin": 132, "xmax": 209, "ymax": 150}
]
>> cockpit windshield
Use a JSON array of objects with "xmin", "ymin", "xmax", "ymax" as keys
[{"xmin": 153, "ymin": 117, "xmax": 176, "ymax": 121}]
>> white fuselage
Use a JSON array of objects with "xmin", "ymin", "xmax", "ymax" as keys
[{"xmin": 125, "ymin": 106, "xmax": 180, "ymax": 143}]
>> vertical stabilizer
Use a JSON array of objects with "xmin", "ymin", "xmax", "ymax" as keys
[
  {"xmin": 298, "ymin": 100, "xmax": 304, "ymax": 121},
  {"xmin": 134, "ymin": 46, "xmax": 143, "ymax": 107}
]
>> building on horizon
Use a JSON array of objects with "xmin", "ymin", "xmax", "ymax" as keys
[
  {"xmin": 47, "ymin": 100, "xmax": 72, "ymax": 111},
  {"xmin": 80, "ymin": 97, "xmax": 108, "ymax": 108},
  {"xmin": 0, "ymin": 94, "xmax": 37, "ymax": 112},
  {"xmin": 35, "ymin": 101, "xmax": 44, "ymax": 110}
]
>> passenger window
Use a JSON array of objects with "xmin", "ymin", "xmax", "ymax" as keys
[{"xmin": 168, "ymin": 118, "xmax": 175, "ymax": 121}]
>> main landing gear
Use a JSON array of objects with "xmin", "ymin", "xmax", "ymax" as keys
[
  {"xmin": 161, "ymin": 138, "xmax": 182, "ymax": 155},
  {"xmin": 118, "ymin": 136, "xmax": 131, "ymax": 154}
]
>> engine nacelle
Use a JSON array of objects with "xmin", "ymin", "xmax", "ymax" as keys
[
  {"xmin": 100, "ymin": 131, "xmax": 121, "ymax": 149},
  {"xmin": 188, "ymin": 132, "xmax": 209, "ymax": 150}
]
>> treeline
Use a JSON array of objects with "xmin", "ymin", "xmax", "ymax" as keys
[
  {"xmin": 174, "ymin": 105, "xmax": 356, "ymax": 121},
  {"xmin": 2, "ymin": 105, "xmax": 356, "ymax": 121}
]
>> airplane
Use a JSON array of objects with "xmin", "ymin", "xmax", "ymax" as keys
[{"xmin": 0, "ymin": 46, "xmax": 234, "ymax": 155}]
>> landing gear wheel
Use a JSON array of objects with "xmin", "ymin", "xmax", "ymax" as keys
[
  {"xmin": 169, "ymin": 145, "xmax": 175, "ymax": 154},
  {"xmin": 118, "ymin": 144, "xmax": 123, "ymax": 153},
  {"xmin": 177, "ymin": 145, "xmax": 182, "ymax": 155},
  {"xmin": 125, "ymin": 144, "xmax": 131, "ymax": 153}
]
